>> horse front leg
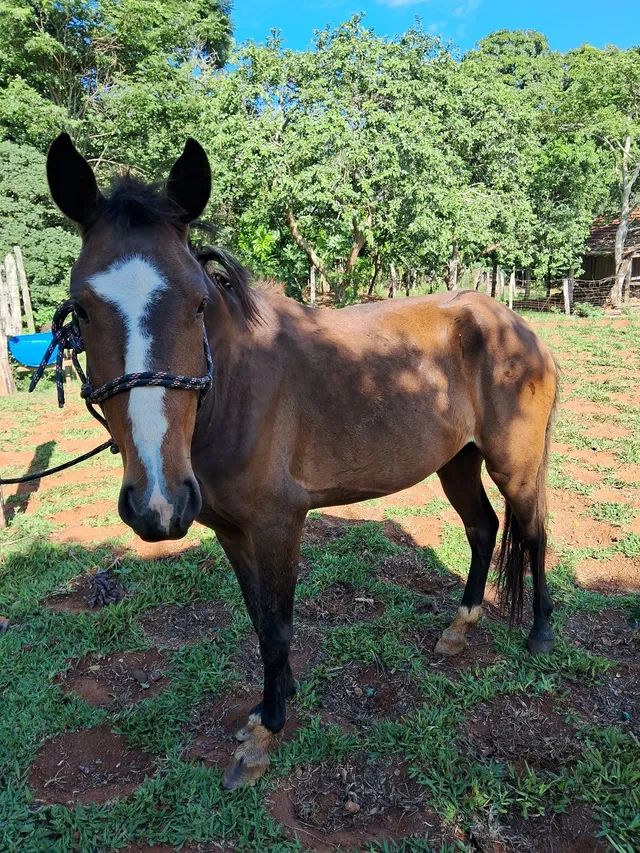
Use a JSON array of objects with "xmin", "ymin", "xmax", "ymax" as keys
[{"xmin": 216, "ymin": 513, "xmax": 304, "ymax": 790}]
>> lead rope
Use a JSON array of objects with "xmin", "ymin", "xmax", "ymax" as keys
[{"xmin": 0, "ymin": 300, "xmax": 213, "ymax": 488}]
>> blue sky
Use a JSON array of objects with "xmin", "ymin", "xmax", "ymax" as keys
[{"xmin": 232, "ymin": 1, "xmax": 640, "ymax": 54}]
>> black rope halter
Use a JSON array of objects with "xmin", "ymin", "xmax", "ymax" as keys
[{"xmin": 0, "ymin": 300, "xmax": 213, "ymax": 486}]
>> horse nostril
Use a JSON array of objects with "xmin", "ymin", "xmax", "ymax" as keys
[
  {"xmin": 118, "ymin": 484, "xmax": 138, "ymax": 523},
  {"xmin": 181, "ymin": 477, "xmax": 202, "ymax": 520}
]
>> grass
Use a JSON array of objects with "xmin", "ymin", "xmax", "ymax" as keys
[
  {"xmin": 1, "ymin": 311, "xmax": 640, "ymax": 852},
  {"xmin": 588, "ymin": 502, "xmax": 637, "ymax": 528}
]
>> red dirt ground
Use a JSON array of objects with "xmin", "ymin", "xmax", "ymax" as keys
[
  {"xmin": 268, "ymin": 754, "xmax": 465, "ymax": 852},
  {"xmin": 56, "ymin": 649, "xmax": 168, "ymax": 710},
  {"xmin": 29, "ymin": 724, "xmax": 155, "ymax": 805},
  {"xmin": 139, "ymin": 601, "xmax": 231, "ymax": 650}
]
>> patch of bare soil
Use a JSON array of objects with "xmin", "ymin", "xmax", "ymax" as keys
[
  {"xmin": 574, "ymin": 553, "xmax": 640, "ymax": 593},
  {"xmin": 613, "ymin": 463, "xmax": 640, "ymax": 485},
  {"xmin": 562, "ymin": 400, "xmax": 620, "ymax": 417},
  {"xmin": 184, "ymin": 689, "xmax": 301, "ymax": 769},
  {"xmin": 585, "ymin": 422, "xmax": 631, "ymax": 441},
  {"xmin": 461, "ymin": 693, "xmax": 582, "ymax": 775},
  {"xmin": 548, "ymin": 491, "xmax": 620, "ymax": 550},
  {"xmin": 377, "ymin": 550, "xmax": 463, "ymax": 603},
  {"xmin": 389, "ymin": 514, "xmax": 443, "ymax": 548},
  {"xmin": 57, "ymin": 649, "xmax": 167, "ymax": 709},
  {"xmin": 565, "ymin": 668, "xmax": 640, "ymax": 739},
  {"xmin": 471, "ymin": 802, "xmax": 606, "ymax": 853},
  {"xmin": 139, "ymin": 602, "xmax": 231, "ymax": 650},
  {"xmin": 317, "ymin": 662, "xmax": 424, "ymax": 730},
  {"xmin": 29, "ymin": 723, "xmax": 155, "ymax": 805},
  {"xmin": 297, "ymin": 582, "xmax": 385, "ymax": 626},
  {"xmin": 268, "ymin": 755, "xmax": 463, "ymax": 852},
  {"xmin": 51, "ymin": 521, "xmax": 129, "ymax": 546},
  {"xmin": 564, "ymin": 609, "xmax": 640, "ymax": 664}
]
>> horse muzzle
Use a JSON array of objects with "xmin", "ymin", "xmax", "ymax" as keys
[{"xmin": 118, "ymin": 477, "xmax": 202, "ymax": 541}]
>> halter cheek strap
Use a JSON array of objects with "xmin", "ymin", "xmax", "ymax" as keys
[{"xmin": 27, "ymin": 300, "xmax": 213, "ymax": 453}]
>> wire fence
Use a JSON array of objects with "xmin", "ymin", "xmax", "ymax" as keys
[{"xmin": 465, "ymin": 270, "xmax": 640, "ymax": 314}]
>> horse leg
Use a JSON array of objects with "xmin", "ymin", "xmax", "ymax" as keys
[
  {"xmin": 485, "ymin": 448, "xmax": 554, "ymax": 655},
  {"xmin": 434, "ymin": 444, "xmax": 499, "ymax": 655},
  {"xmin": 216, "ymin": 512, "xmax": 304, "ymax": 789}
]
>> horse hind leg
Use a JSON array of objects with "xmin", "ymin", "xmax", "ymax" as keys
[
  {"xmin": 434, "ymin": 443, "xmax": 499, "ymax": 655},
  {"xmin": 485, "ymin": 434, "xmax": 554, "ymax": 654}
]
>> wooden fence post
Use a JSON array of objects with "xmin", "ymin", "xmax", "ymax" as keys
[
  {"xmin": 13, "ymin": 246, "xmax": 35, "ymax": 333},
  {"xmin": 0, "ymin": 267, "xmax": 16, "ymax": 394},
  {"xmin": 563, "ymin": 278, "xmax": 573, "ymax": 316},
  {"xmin": 508, "ymin": 270, "xmax": 515, "ymax": 310},
  {"xmin": 4, "ymin": 253, "xmax": 21, "ymax": 334}
]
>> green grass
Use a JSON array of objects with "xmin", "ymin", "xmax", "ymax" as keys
[
  {"xmin": 588, "ymin": 501, "xmax": 636, "ymax": 528},
  {"xmin": 1, "ymin": 313, "xmax": 640, "ymax": 851}
]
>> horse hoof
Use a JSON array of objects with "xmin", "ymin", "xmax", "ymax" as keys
[
  {"xmin": 435, "ymin": 631, "xmax": 467, "ymax": 656},
  {"xmin": 527, "ymin": 634, "xmax": 554, "ymax": 655},
  {"xmin": 222, "ymin": 723, "xmax": 276, "ymax": 790},
  {"xmin": 222, "ymin": 754, "xmax": 267, "ymax": 790}
]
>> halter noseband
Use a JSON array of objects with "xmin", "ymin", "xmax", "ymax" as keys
[{"xmin": 29, "ymin": 300, "xmax": 214, "ymax": 448}]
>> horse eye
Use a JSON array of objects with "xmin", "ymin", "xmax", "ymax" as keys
[
  {"xmin": 196, "ymin": 299, "xmax": 207, "ymax": 317},
  {"xmin": 74, "ymin": 304, "xmax": 89, "ymax": 322}
]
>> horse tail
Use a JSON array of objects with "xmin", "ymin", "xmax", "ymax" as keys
[{"xmin": 495, "ymin": 375, "xmax": 558, "ymax": 622}]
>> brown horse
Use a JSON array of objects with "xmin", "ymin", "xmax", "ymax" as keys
[{"xmin": 46, "ymin": 134, "xmax": 558, "ymax": 789}]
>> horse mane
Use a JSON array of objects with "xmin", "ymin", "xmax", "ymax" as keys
[{"xmin": 96, "ymin": 173, "xmax": 185, "ymax": 229}]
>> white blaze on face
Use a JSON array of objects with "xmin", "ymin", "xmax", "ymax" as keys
[{"xmin": 88, "ymin": 256, "xmax": 174, "ymax": 531}]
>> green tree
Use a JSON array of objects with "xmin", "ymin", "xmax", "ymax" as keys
[
  {"xmin": 564, "ymin": 46, "xmax": 640, "ymax": 303},
  {"xmin": 0, "ymin": 141, "xmax": 80, "ymax": 326},
  {"xmin": 198, "ymin": 19, "xmax": 459, "ymax": 300}
]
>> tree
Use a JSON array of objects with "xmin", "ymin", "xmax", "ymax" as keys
[
  {"xmin": 0, "ymin": 0, "xmax": 233, "ymax": 161},
  {"xmin": 564, "ymin": 47, "xmax": 640, "ymax": 304},
  {"xmin": 197, "ymin": 19, "xmax": 459, "ymax": 300},
  {"xmin": 0, "ymin": 141, "xmax": 80, "ymax": 327}
]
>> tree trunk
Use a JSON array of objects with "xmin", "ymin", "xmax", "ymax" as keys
[
  {"xmin": 345, "ymin": 213, "xmax": 371, "ymax": 277},
  {"xmin": 447, "ymin": 243, "xmax": 460, "ymax": 291},
  {"xmin": 525, "ymin": 269, "xmax": 531, "ymax": 299},
  {"xmin": 472, "ymin": 269, "xmax": 481, "ymax": 291},
  {"xmin": 309, "ymin": 265, "xmax": 316, "ymax": 308},
  {"xmin": 368, "ymin": 251, "xmax": 381, "ymax": 297},
  {"xmin": 491, "ymin": 255, "xmax": 498, "ymax": 298},
  {"xmin": 389, "ymin": 263, "xmax": 398, "ymax": 299},
  {"xmin": 611, "ymin": 136, "xmax": 640, "ymax": 308},
  {"xmin": 286, "ymin": 208, "xmax": 330, "ymax": 293},
  {"xmin": 13, "ymin": 246, "xmax": 35, "ymax": 333}
]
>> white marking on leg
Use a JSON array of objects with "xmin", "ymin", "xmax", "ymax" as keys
[{"xmin": 88, "ymin": 256, "xmax": 173, "ymax": 531}]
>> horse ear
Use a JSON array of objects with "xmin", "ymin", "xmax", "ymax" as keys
[
  {"xmin": 47, "ymin": 133, "xmax": 100, "ymax": 228},
  {"xmin": 166, "ymin": 138, "xmax": 211, "ymax": 223}
]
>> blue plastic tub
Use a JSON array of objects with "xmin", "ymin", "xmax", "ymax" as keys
[{"xmin": 7, "ymin": 333, "xmax": 58, "ymax": 368}]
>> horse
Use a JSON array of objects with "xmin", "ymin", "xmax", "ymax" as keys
[{"xmin": 45, "ymin": 133, "xmax": 558, "ymax": 790}]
